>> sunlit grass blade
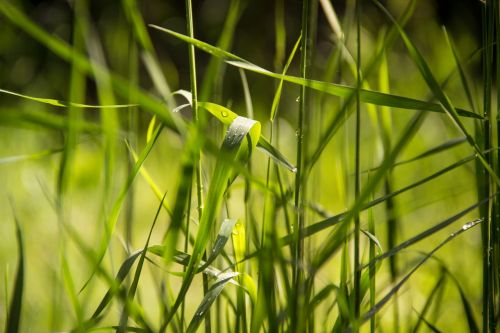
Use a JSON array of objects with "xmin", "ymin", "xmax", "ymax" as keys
[
  {"xmin": 5, "ymin": 216, "xmax": 24, "ymax": 333},
  {"xmin": 186, "ymin": 272, "xmax": 240, "ymax": 333},
  {"xmin": 270, "ymin": 34, "xmax": 301, "ymax": 122},
  {"xmin": 0, "ymin": 148, "xmax": 63, "ymax": 165},
  {"xmin": 362, "ymin": 218, "xmax": 483, "ymax": 324},
  {"xmin": 0, "ymin": 108, "xmax": 100, "ymax": 132},
  {"xmin": 80, "ymin": 124, "xmax": 164, "ymax": 292},
  {"xmin": 362, "ymin": 210, "xmax": 485, "ymax": 271},
  {"xmin": 199, "ymin": 101, "xmax": 296, "ymax": 172},
  {"xmin": 161, "ymin": 115, "xmax": 261, "ymax": 329},
  {"xmin": 118, "ymin": 193, "xmax": 167, "ymax": 332},
  {"xmin": 122, "ymin": 0, "xmax": 173, "ymax": 107},
  {"xmin": 149, "ymin": 25, "xmax": 479, "ymax": 118},
  {"xmin": 411, "ymin": 269, "xmax": 446, "ymax": 333},
  {"xmin": 197, "ymin": 219, "xmax": 237, "ymax": 272},
  {"xmin": 443, "ymin": 28, "xmax": 478, "ymax": 114},
  {"xmin": 0, "ymin": 88, "xmax": 133, "ymax": 108},
  {"xmin": 126, "ymin": 141, "xmax": 173, "ymax": 217},
  {"xmin": 373, "ymin": 0, "xmax": 500, "ymax": 187},
  {"xmin": 0, "ymin": 1, "xmax": 184, "ymax": 133},
  {"xmin": 365, "ymin": 137, "xmax": 467, "ymax": 173}
]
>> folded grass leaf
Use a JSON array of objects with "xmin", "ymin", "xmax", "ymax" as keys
[{"xmin": 199, "ymin": 101, "xmax": 296, "ymax": 172}]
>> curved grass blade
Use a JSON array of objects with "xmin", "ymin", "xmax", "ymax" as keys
[
  {"xmin": 413, "ymin": 310, "xmax": 442, "ymax": 333},
  {"xmin": 5, "ymin": 216, "xmax": 24, "ymax": 333},
  {"xmin": 80, "ymin": 124, "xmax": 164, "ymax": 292},
  {"xmin": 197, "ymin": 219, "xmax": 237, "ymax": 272},
  {"xmin": 256, "ymin": 138, "xmax": 297, "ymax": 173},
  {"xmin": 362, "ymin": 218, "xmax": 483, "ymax": 323},
  {"xmin": 300, "ymin": 152, "xmax": 481, "ymax": 241},
  {"xmin": 424, "ymin": 256, "xmax": 480, "ymax": 333},
  {"xmin": 126, "ymin": 141, "xmax": 173, "ymax": 217},
  {"xmin": 411, "ymin": 269, "xmax": 446, "ymax": 333},
  {"xmin": 361, "ymin": 208, "xmax": 486, "ymax": 272},
  {"xmin": 0, "ymin": 88, "xmax": 134, "ymax": 108},
  {"xmin": 149, "ymin": 25, "xmax": 479, "ymax": 119},
  {"xmin": 365, "ymin": 137, "xmax": 467, "ymax": 173},
  {"xmin": 122, "ymin": 0, "xmax": 173, "ymax": 108},
  {"xmin": 199, "ymin": 101, "xmax": 296, "ymax": 172},
  {"xmin": 270, "ymin": 34, "xmax": 301, "ymax": 122},
  {"xmin": 118, "ymin": 193, "xmax": 167, "ymax": 332},
  {"xmin": 443, "ymin": 28, "xmax": 478, "ymax": 114},
  {"xmin": 0, "ymin": 2, "xmax": 184, "ymax": 134},
  {"xmin": 0, "ymin": 148, "xmax": 63, "ymax": 165},
  {"xmin": 186, "ymin": 272, "xmax": 239, "ymax": 333},
  {"xmin": 161, "ymin": 115, "xmax": 261, "ymax": 329},
  {"xmin": 0, "ymin": 108, "xmax": 101, "ymax": 132},
  {"xmin": 373, "ymin": 0, "xmax": 500, "ymax": 186}
]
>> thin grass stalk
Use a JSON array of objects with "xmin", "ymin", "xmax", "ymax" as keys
[
  {"xmin": 292, "ymin": 0, "xmax": 313, "ymax": 330},
  {"xmin": 353, "ymin": 0, "xmax": 362, "ymax": 328},
  {"xmin": 482, "ymin": 1, "xmax": 494, "ymax": 330},
  {"xmin": 124, "ymin": 18, "xmax": 139, "ymax": 258},
  {"xmin": 368, "ymin": 203, "xmax": 376, "ymax": 332},
  {"xmin": 494, "ymin": 0, "xmax": 500, "ymax": 327},
  {"xmin": 185, "ymin": 1, "xmax": 210, "ymax": 332}
]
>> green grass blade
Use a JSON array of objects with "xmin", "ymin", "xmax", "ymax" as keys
[
  {"xmin": 0, "ymin": 108, "xmax": 100, "ymax": 132},
  {"xmin": 0, "ymin": 1, "xmax": 184, "ymax": 134},
  {"xmin": 0, "ymin": 88, "xmax": 133, "ymax": 108},
  {"xmin": 362, "ymin": 218, "xmax": 483, "ymax": 324},
  {"xmin": 362, "ymin": 209, "xmax": 485, "ymax": 272},
  {"xmin": 411, "ymin": 269, "xmax": 446, "ymax": 333},
  {"xmin": 80, "ymin": 124, "xmax": 164, "ymax": 292},
  {"xmin": 122, "ymin": 0, "xmax": 173, "ymax": 107},
  {"xmin": 0, "ymin": 148, "xmax": 63, "ymax": 165},
  {"xmin": 270, "ymin": 34, "xmax": 301, "ymax": 122},
  {"xmin": 199, "ymin": 101, "xmax": 296, "ymax": 172},
  {"xmin": 161, "ymin": 115, "xmax": 261, "ymax": 329},
  {"xmin": 413, "ymin": 310, "xmax": 441, "ymax": 333},
  {"xmin": 149, "ymin": 25, "xmax": 479, "ymax": 118},
  {"xmin": 186, "ymin": 272, "xmax": 240, "ymax": 333},
  {"xmin": 118, "ymin": 193, "xmax": 167, "ymax": 332},
  {"xmin": 365, "ymin": 137, "xmax": 467, "ymax": 173},
  {"xmin": 443, "ymin": 28, "xmax": 478, "ymax": 114},
  {"xmin": 5, "ymin": 217, "xmax": 24, "ymax": 333},
  {"xmin": 373, "ymin": 0, "xmax": 500, "ymax": 186},
  {"xmin": 197, "ymin": 219, "xmax": 237, "ymax": 272}
]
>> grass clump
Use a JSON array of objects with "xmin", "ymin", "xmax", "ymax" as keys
[{"xmin": 0, "ymin": 0, "xmax": 498, "ymax": 332}]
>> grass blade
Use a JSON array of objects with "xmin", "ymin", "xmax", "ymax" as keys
[
  {"xmin": 362, "ymin": 219, "xmax": 483, "ymax": 323},
  {"xmin": 0, "ymin": 88, "xmax": 133, "ymax": 108},
  {"xmin": 186, "ymin": 272, "xmax": 240, "ymax": 333},
  {"xmin": 5, "ymin": 216, "xmax": 24, "ymax": 333},
  {"xmin": 161, "ymin": 115, "xmax": 261, "ymax": 329},
  {"xmin": 149, "ymin": 25, "xmax": 479, "ymax": 118},
  {"xmin": 197, "ymin": 219, "xmax": 238, "ymax": 272},
  {"xmin": 373, "ymin": 0, "xmax": 500, "ymax": 186}
]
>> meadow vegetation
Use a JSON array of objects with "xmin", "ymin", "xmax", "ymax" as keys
[{"xmin": 0, "ymin": 0, "xmax": 499, "ymax": 331}]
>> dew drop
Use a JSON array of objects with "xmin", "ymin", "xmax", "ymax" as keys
[
  {"xmin": 296, "ymin": 96, "xmax": 301, "ymax": 102},
  {"xmin": 221, "ymin": 111, "xmax": 228, "ymax": 117}
]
